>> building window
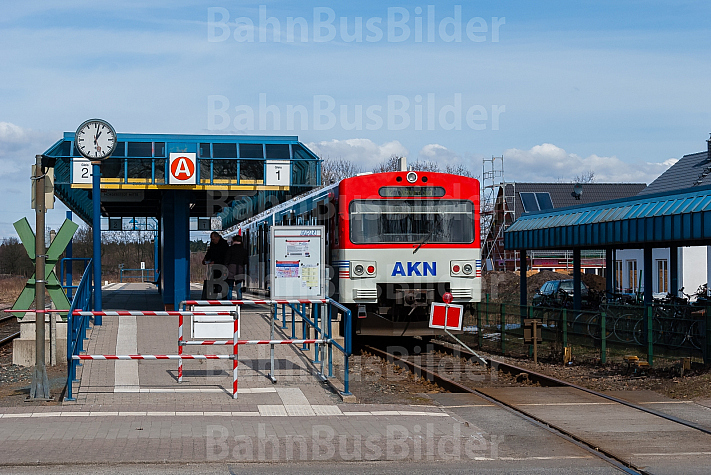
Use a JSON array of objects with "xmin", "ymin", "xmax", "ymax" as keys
[
  {"xmin": 627, "ymin": 260, "xmax": 638, "ymax": 293},
  {"xmin": 615, "ymin": 260, "xmax": 623, "ymax": 293},
  {"xmin": 657, "ymin": 259, "xmax": 668, "ymax": 294}
]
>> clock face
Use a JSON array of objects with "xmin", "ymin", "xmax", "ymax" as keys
[{"xmin": 75, "ymin": 119, "xmax": 117, "ymax": 160}]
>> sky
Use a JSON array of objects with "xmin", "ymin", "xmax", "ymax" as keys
[{"xmin": 1, "ymin": 1, "xmax": 711, "ymax": 238}]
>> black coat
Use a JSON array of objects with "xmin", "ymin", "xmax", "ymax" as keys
[
  {"xmin": 204, "ymin": 237, "xmax": 229, "ymax": 265},
  {"xmin": 227, "ymin": 243, "xmax": 248, "ymax": 267}
]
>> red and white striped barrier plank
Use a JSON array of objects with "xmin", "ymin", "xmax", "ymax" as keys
[
  {"xmin": 233, "ymin": 315, "xmax": 239, "ymax": 399},
  {"xmin": 4, "ymin": 309, "xmax": 70, "ymax": 314},
  {"xmin": 72, "ymin": 311, "xmax": 234, "ymax": 317},
  {"xmin": 178, "ymin": 314, "xmax": 184, "ymax": 382},
  {"xmin": 183, "ymin": 299, "xmax": 327, "ymax": 306},
  {"xmin": 72, "ymin": 355, "xmax": 234, "ymax": 360},
  {"xmin": 181, "ymin": 339, "xmax": 328, "ymax": 346}
]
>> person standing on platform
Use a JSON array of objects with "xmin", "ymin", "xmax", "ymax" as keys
[
  {"xmin": 201, "ymin": 232, "xmax": 229, "ymax": 299},
  {"xmin": 202, "ymin": 231, "xmax": 229, "ymax": 267},
  {"xmin": 227, "ymin": 235, "xmax": 248, "ymax": 299}
]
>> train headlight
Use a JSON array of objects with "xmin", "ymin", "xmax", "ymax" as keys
[
  {"xmin": 406, "ymin": 171, "xmax": 418, "ymax": 183},
  {"xmin": 451, "ymin": 260, "xmax": 476, "ymax": 277},
  {"xmin": 351, "ymin": 261, "xmax": 377, "ymax": 278}
]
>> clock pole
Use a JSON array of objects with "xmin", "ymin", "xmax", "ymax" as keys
[
  {"xmin": 92, "ymin": 160, "xmax": 102, "ymax": 323},
  {"xmin": 75, "ymin": 119, "xmax": 116, "ymax": 324}
]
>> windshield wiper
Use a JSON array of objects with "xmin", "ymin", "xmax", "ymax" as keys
[{"xmin": 413, "ymin": 230, "xmax": 434, "ymax": 254}]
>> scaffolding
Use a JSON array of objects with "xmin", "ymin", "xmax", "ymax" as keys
[{"xmin": 481, "ymin": 156, "xmax": 515, "ymax": 270}]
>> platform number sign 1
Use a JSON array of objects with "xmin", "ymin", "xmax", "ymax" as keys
[{"xmin": 266, "ymin": 160, "xmax": 290, "ymax": 186}]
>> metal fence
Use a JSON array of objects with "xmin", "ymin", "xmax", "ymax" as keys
[
  {"xmin": 66, "ymin": 259, "xmax": 93, "ymax": 401},
  {"xmin": 468, "ymin": 300, "xmax": 710, "ymax": 365},
  {"xmin": 119, "ymin": 267, "xmax": 159, "ymax": 283}
]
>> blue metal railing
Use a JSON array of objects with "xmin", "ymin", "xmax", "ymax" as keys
[
  {"xmin": 60, "ymin": 257, "xmax": 91, "ymax": 300},
  {"xmin": 278, "ymin": 298, "xmax": 352, "ymax": 395},
  {"xmin": 66, "ymin": 259, "xmax": 93, "ymax": 401}
]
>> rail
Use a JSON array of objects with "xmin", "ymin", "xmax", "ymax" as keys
[{"xmin": 65, "ymin": 259, "xmax": 93, "ymax": 401}]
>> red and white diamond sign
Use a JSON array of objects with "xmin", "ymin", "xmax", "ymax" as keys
[{"xmin": 429, "ymin": 302, "xmax": 464, "ymax": 331}]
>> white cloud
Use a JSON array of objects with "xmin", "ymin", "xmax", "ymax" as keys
[
  {"xmin": 0, "ymin": 122, "xmax": 56, "ymax": 171},
  {"xmin": 306, "ymin": 138, "xmax": 409, "ymax": 172},
  {"xmin": 503, "ymin": 143, "xmax": 676, "ymax": 184},
  {"xmin": 0, "ymin": 122, "xmax": 67, "ymax": 238},
  {"xmin": 418, "ymin": 143, "xmax": 461, "ymax": 165}
]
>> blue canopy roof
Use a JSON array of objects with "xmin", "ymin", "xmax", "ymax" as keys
[
  {"xmin": 44, "ymin": 133, "xmax": 321, "ymax": 228},
  {"xmin": 505, "ymin": 184, "xmax": 711, "ymax": 250}
]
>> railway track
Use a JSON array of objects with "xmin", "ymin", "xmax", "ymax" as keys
[
  {"xmin": 363, "ymin": 339, "xmax": 711, "ymax": 475},
  {"xmin": 0, "ymin": 314, "xmax": 20, "ymax": 349}
]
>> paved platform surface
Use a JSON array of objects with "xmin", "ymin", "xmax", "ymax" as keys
[{"xmin": 1, "ymin": 284, "xmax": 710, "ymax": 472}]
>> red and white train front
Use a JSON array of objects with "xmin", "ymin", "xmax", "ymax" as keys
[{"xmin": 333, "ymin": 170, "xmax": 481, "ymax": 336}]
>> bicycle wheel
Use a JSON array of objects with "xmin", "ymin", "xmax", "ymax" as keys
[
  {"xmin": 634, "ymin": 318, "xmax": 665, "ymax": 346},
  {"xmin": 633, "ymin": 318, "xmax": 657, "ymax": 346},
  {"xmin": 586, "ymin": 314, "xmax": 613, "ymax": 340},
  {"xmin": 613, "ymin": 314, "xmax": 637, "ymax": 343},
  {"xmin": 688, "ymin": 321, "xmax": 703, "ymax": 350},
  {"xmin": 571, "ymin": 312, "xmax": 587, "ymax": 335},
  {"xmin": 657, "ymin": 318, "xmax": 683, "ymax": 348}
]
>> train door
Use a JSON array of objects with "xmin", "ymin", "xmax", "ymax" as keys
[
  {"xmin": 265, "ymin": 223, "xmax": 270, "ymax": 292},
  {"xmin": 257, "ymin": 224, "xmax": 264, "ymax": 289}
]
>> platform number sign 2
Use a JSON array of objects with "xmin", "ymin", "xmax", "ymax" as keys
[{"xmin": 72, "ymin": 157, "xmax": 93, "ymax": 184}]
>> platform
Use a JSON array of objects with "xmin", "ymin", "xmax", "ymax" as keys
[{"xmin": 69, "ymin": 283, "xmax": 343, "ymax": 410}]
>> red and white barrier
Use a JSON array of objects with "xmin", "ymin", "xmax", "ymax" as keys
[
  {"xmin": 183, "ymin": 299, "xmax": 327, "ymax": 306},
  {"xmin": 72, "ymin": 355, "xmax": 232, "ymax": 360},
  {"xmin": 73, "ymin": 310, "xmax": 233, "ymax": 317},
  {"xmin": 233, "ymin": 315, "xmax": 238, "ymax": 399},
  {"xmin": 178, "ymin": 313, "xmax": 184, "ymax": 382},
  {"xmin": 180, "ymin": 339, "xmax": 328, "ymax": 346}
]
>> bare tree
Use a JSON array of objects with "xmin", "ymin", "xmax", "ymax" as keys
[
  {"xmin": 321, "ymin": 157, "xmax": 361, "ymax": 184},
  {"xmin": 0, "ymin": 237, "xmax": 33, "ymax": 276},
  {"xmin": 373, "ymin": 155, "xmax": 404, "ymax": 173},
  {"xmin": 372, "ymin": 155, "xmax": 477, "ymax": 177},
  {"xmin": 372, "ymin": 155, "xmax": 446, "ymax": 173},
  {"xmin": 444, "ymin": 163, "xmax": 477, "ymax": 178},
  {"xmin": 573, "ymin": 171, "xmax": 595, "ymax": 184},
  {"xmin": 408, "ymin": 160, "xmax": 440, "ymax": 172}
]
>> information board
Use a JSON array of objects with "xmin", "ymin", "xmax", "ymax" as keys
[{"xmin": 270, "ymin": 226, "xmax": 325, "ymax": 299}]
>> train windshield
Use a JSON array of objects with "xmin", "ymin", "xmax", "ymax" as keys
[{"xmin": 349, "ymin": 200, "xmax": 474, "ymax": 244}]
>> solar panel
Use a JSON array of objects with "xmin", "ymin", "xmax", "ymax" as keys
[
  {"xmin": 519, "ymin": 192, "xmax": 540, "ymax": 212},
  {"xmin": 535, "ymin": 192, "xmax": 554, "ymax": 210}
]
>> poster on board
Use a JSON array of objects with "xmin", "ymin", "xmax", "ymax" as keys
[{"xmin": 270, "ymin": 226, "xmax": 325, "ymax": 299}]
